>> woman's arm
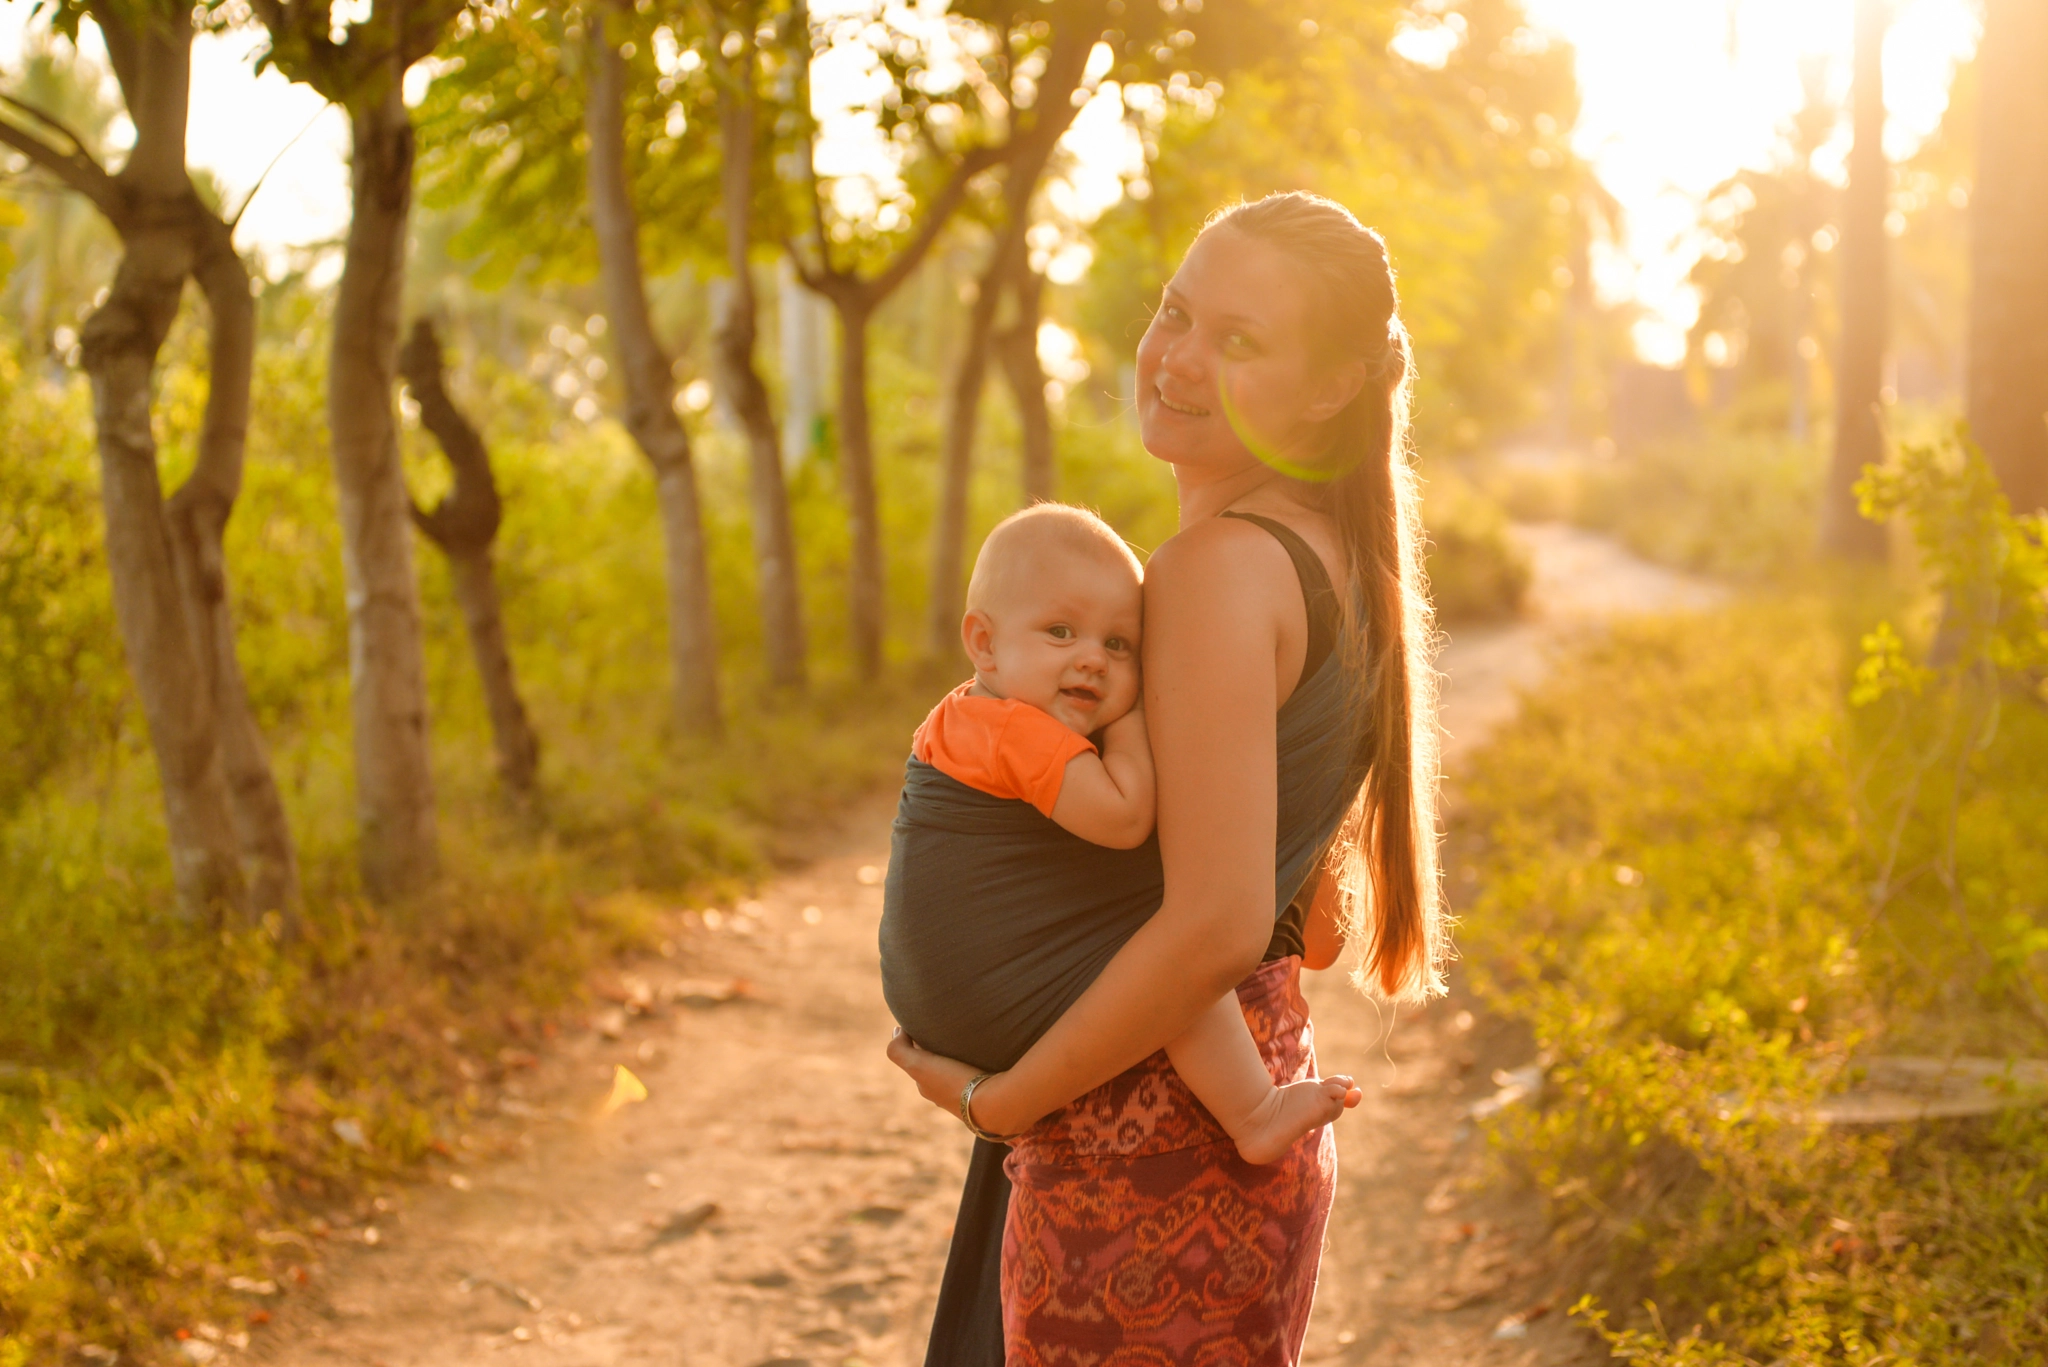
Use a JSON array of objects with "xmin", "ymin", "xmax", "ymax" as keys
[
  {"xmin": 1301, "ymin": 860, "xmax": 1345, "ymax": 971},
  {"xmin": 930, "ymin": 518, "xmax": 1300, "ymax": 1135}
]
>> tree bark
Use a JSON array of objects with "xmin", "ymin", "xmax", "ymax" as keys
[
  {"xmin": 1820, "ymin": 0, "xmax": 1890, "ymax": 560},
  {"xmin": 712, "ymin": 59, "xmax": 807, "ymax": 691},
  {"xmin": 70, "ymin": 11, "xmax": 247, "ymax": 920},
  {"xmin": 791, "ymin": 143, "xmax": 999, "ymax": 680},
  {"xmin": 332, "ymin": 84, "xmax": 439, "ymax": 901},
  {"xmin": 398, "ymin": 319, "xmax": 540, "ymax": 795},
  {"xmin": 584, "ymin": 10, "xmax": 722, "ymax": 733},
  {"xmin": 996, "ymin": 264, "xmax": 1054, "ymax": 504},
  {"xmin": 925, "ymin": 27, "xmax": 1093, "ymax": 655},
  {"xmin": 833, "ymin": 301, "xmax": 886, "ymax": 676},
  {"xmin": 84, "ymin": 231, "xmax": 248, "ymax": 918},
  {"xmin": 1968, "ymin": 0, "xmax": 2048, "ymax": 513},
  {"xmin": 169, "ymin": 215, "xmax": 302, "ymax": 918}
]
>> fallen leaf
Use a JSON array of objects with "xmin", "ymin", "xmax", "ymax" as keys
[
  {"xmin": 331, "ymin": 1117, "xmax": 369, "ymax": 1150},
  {"xmin": 599, "ymin": 1064, "xmax": 649, "ymax": 1118},
  {"xmin": 650, "ymin": 1201, "xmax": 719, "ymax": 1246}
]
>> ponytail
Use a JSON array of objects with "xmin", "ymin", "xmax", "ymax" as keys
[{"xmin": 1204, "ymin": 193, "xmax": 1446, "ymax": 1001}]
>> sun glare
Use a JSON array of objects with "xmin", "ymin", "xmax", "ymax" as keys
[{"xmin": 1524, "ymin": 0, "xmax": 1979, "ymax": 364}]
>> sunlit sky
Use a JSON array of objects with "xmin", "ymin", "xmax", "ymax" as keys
[{"xmin": 1, "ymin": 0, "xmax": 1982, "ymax": 365}]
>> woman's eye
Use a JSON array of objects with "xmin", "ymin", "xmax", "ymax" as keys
[{"xmin": 1225, "ymin": 331, "xmax": 1257, "ymax": 353}]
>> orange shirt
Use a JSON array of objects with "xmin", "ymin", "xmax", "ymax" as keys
[{"xmin": 912, "ymin": 682, "xmax": 1096, "ymax": 818}]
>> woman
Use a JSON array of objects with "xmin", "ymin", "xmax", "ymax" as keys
[{"xmin": 889, "ymin": 191, "xmax": 1446, "ymax": 1364}]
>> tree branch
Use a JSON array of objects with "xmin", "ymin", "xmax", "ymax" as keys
[
  {"xmin": 0, "ymin": 103, "xmax": 121, "ymax": 218},
  {"xmin": 870, "ymin": 141, "xmax": 1002, "ymax": 301}
]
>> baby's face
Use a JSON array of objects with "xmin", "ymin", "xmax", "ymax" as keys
[{"xmin": 969, "ymin": 555, "xmax": 1142, "ymax": 736}]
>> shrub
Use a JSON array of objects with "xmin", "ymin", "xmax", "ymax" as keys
[
  {"xmin": 1425, "ymin": 466, "xmax": 1532, "ymax": 622},
  {"xmin": 1460, "ymin": 428, "xmax": 2048, "ymax": 1362}
]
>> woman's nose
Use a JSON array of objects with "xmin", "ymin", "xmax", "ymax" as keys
[{"xmin": 1157, "ymin": 333, "xmax": 1206, "ymax": 385}]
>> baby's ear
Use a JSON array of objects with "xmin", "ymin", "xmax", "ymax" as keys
[{"xmin": 960, "ymin": 609, "xmax": 999, "ymax": 670}]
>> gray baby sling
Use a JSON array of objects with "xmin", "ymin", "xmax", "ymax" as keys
[{"xmin": 878, "ymin": 511, "xmax": 1370, "ymax": 1073}]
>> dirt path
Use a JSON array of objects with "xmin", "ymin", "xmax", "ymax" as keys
[{"xmin": 251, "ymin": 523, "xmax": 1719, "ymax": 1367}]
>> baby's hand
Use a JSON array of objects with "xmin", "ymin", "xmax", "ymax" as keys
[{"xmin": 1101, "ymin": 702, "xmax": 1150, "ymax": 753}]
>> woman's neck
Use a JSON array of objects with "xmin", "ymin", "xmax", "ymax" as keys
[{"xmin": 1174, "ymin": 462, "xmax": 1287, "ymax": 530}]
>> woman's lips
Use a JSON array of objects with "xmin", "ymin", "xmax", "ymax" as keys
[{"xmin": 1155, "ymin": 387, "xmax": 1211, "ymax": 417}]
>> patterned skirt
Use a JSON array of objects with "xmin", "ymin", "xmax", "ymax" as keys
[{"xmin": 1000, "ymin": 956, "xmax": 1337, "ymax": 1366}]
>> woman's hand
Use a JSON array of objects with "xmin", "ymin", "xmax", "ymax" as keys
[{"xmin": 886, "ymin": 1029, "xmax": 990, "ymax": 1129}]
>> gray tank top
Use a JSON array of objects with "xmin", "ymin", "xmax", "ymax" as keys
[{"xmin": 878, "ymin": 511, "xmax": 1370, "ymax": 1071}]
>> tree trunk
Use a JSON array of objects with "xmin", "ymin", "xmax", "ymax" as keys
[
  {"xmin": 1820, "ymin": 0, "xmax": 1890, "ymax": 560},
  {"xmin": 924, "ymin": 28, "xmax": 1093, "ymax": 655},
  {"xmin": 1968, "ymin": 0, "xmax": 2048, "ymax": 513},
  {"xmin": 996, "ymin": 265, "xmax": 1054, "ymax": 504},
  {"xmin": 448, "ymin": 552, "xmax": 539, "ymax": 792},
  {"xmin": 65, "ymin": 8, "xmax": 248, "ymax": 920},
  {"xmin": 168, "ymin": 217, "xmax": 302, "ymax": 918},
  {"xmin": 332, "ymin": 85, "xmax": 439, "ymax": 901},
  {"xmin": 584, "ymin": 12, "xmax": 722, "ymax": 734},
  {"xmin": 833, "ymin": 300, "xmax": 886, "ymax": 677},
  {"xmin": 398, "ymin": 319, "xmax": 541, "ymax": 795},
  {"xmin": 712, "ymin": 68, "xmax": 807, "ymax": 690},
  {"xmin": 82, "ymin": 226, "xmax": 248, "ymax": 919},
  {"xmin": 926, "ymin": 239, "xmax": 1012, "ymax": 656}
]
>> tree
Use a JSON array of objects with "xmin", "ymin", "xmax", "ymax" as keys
[
  {"xmin": 785, "ymin": 4, "xmax": 1003, "ymax": 678},
  {"xmin": 413, "ymin": 1, "xmax": 734, "ymax": 730},
  {"xmin": 1, "ymin": 0, "xmax": 300, "ymax": 920},
  {"xmin": 995, "ymin": 262, "xmax": 1053, "ymax": 502},
  {"xmin": 252, "ymin": 0, "xmax": 461, "ymax": 900},
  {"xmin": 1684, "ymin": 70, "xmax": 1837, "ymax": 436},
  {"xmin": 921, "ymin": 7, "xmax": 1098, "ymax": 656},
  {"xmin": 397, "ymin": 318, "xmax": 541, "ymax": 793},
  {"xmin": 704, "ymin": 0, "xmax": 806, "ymax": 690},
  {"xmin": 1967, "ymin": 0, "xmax": 2048, "ymax": 513},
  {"xmin": 582, "ymin": 1, "xmax": 723, "ymax": 732},
  {"xmin": 1821, "ymin": 0, "xmax": 1889, "ymax": 560}
]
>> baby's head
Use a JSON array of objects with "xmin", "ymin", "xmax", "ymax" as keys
[{"xmin": 962, "ymin": 504, "xmax": 1144, "ymax": 736}]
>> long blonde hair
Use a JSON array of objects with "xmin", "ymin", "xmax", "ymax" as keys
[{"xmin": 1203, "ymin": 192, "xmax": 1446, "ymax": 1001}]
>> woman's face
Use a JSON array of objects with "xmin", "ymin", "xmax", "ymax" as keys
[{"xmin": 1135, "ymin": 226, "xmax": 1362, "ymax": 479}]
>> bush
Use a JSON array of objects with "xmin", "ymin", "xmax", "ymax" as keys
[
  {"xmin": 1425, "ymin": 466, "xmax": 1532, "ymax": 623},
  {"xmin": 1459, "ymin": 429, "xmax": 2048, "ymax": 1363},
  {"xmin": 1483, "ymin": 434, "xmax": 1825, "ymax": 581}
]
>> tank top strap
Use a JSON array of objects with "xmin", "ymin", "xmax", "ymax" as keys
[{"xmin": 1219, "ymin": 510, "xmax": 1339, "ymax": 682}]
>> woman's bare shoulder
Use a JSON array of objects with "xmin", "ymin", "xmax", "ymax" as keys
[{"xmin": 1145, "ymin": 513, "xmax": 1295, "ymax": 606}]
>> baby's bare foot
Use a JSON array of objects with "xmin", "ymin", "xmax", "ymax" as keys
[{"xmin": 1231, "ymin": 1075, "xmax": 1361, "ymax": 1165}]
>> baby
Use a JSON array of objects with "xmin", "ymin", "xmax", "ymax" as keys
[{"xmin": 897, "ymin": 503, "xmax": 1354, "ymax": 1164}]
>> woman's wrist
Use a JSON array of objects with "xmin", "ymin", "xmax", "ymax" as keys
[{"xmin": 967, "ymin": 1068, "xmax": 1033, "ymax": 1137}]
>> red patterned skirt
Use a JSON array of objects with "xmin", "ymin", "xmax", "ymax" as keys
[{"xmin": 1000, "ymin": 956, "xmax": 1337, "ymax": 1366}]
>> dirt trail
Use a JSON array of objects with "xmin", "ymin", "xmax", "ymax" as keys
[{"xmin": 252, "ymin": 523, "xmax": 1720, "ymax": 1367}]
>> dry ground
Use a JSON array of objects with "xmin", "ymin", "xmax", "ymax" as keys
[{"xmin": 248, "ymin": 523, "xmax": 1718, "ymax": 1367}]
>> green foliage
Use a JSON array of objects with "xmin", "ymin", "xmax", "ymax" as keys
[
  {"xmin": 1488, "ymin": 434, "xmax": 1825, "ymax": 580},
  {"xmin": 1423, "ymin": 467, "xmax": 1530, "ymax": 622},
  {"xmin": 0, "ymin": 345, "xmax": 127, "ymax": 814},
  {"xmin": 0, "ymin": 291, "xmax": 972, "ymax": 1360},
  {"xmin": 1461, "ymin": 426, "xmax": 2048, "ymax": 1362},
  {"xmin": 1079, "ymin": 0, "xmax": 1588, "ymax": 454}
]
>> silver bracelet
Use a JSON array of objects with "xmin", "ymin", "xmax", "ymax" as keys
[{"xmin": 958, "ymin": 1071, "xmax": 1013, "ymax": 1143}]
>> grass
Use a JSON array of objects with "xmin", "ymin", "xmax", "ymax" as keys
[{"xmin": 1457, "ymin": 580, "xmax": 2048, "ymax": 1362}]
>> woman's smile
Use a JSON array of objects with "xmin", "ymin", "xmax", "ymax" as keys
[{"xmin": 1155, "ymin": 387, "xmax": 1211, "ymax": 418}]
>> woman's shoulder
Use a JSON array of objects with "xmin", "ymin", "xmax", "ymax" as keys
[
  {"xmin": 1148, "ymin": 504, "xmax": 1337, "ymax": 605},
  {"xmin": 1146, "ymin": 511, "xmax": 1294, "ymax": 596}
]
